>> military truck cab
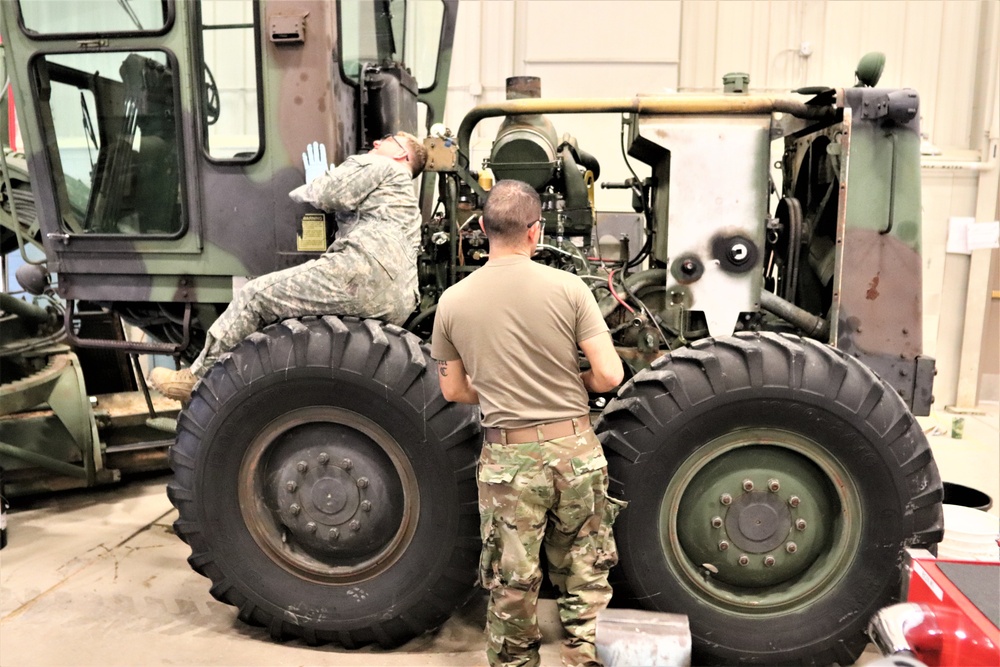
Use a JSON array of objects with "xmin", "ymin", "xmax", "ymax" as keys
[{"xmin": 1, "ymin": 0, "xmax": 455, "ymax": 353}]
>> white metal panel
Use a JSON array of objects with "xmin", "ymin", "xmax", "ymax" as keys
[
  {"xmin": 522, "ymin": 1, "xmax": 681, "ymax": 63},
  {"xmin": 638, "ymin": 115, "xmax": 772, "ymax": 336}
]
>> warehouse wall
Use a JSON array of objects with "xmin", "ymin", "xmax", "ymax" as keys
[{"xmin": 445, "ymin": 0, "xmax": 1000, "ymax": 407}]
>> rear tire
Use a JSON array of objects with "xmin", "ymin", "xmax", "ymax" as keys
[
  {"xmin": 168, "ymin": 316, "xmax": 482, "ymax": 646},
  {"xmin": 597, "ymin": 332, "xmax": 942, "ymax": 665}
]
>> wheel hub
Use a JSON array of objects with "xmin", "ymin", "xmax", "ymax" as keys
[
  {"xmin": 672, "ymin": 442, "xmax": 837, "ymax": 591},
  {"xmin": 725, "ymin": 491, "xmax": 791, "ymax": 553},
  {"xmin": 240, "ymin": 406, "xmax": 417, "ymax": 582},
  {"xmin": 270, "ymin": 431, "xmax": 402, "ymax": 562}
]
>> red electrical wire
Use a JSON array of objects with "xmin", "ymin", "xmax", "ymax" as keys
[{"xmin": 607, "ymin": 269, "xmax": 635, "ymax": 314}]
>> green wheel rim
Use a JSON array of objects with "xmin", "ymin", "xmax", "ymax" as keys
[
  {"xmin": 661, "ymin": 428, "xmax": 862, "ymax": 614},
  {"xmin": 238, "ymin": 406, "xmax": 420, "ymax": 585}
]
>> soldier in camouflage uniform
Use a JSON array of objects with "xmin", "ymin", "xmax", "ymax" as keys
[
  {"xmin": 432, "ymin": 180, "xmax": 626, "ymax": 667},
  {"xmin": 149, "ymin": 133, "xmax": 427, "ymax": 400}
]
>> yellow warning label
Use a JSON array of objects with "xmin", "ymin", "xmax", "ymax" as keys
[{"xmin": 296, "ymin": 214, "xmax": 327, "ymax": 252}]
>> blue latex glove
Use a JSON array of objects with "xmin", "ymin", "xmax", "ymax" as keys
[{"xmin": 302, "ymin": 141, "xmax": 331, "ymax": 183}]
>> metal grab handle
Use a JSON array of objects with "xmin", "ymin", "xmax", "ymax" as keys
[{"xmin": 63, "ymin": 299, "xmax": 191, "ymax": 354}]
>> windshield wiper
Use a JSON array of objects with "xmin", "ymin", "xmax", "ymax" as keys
[
  {"xmin": 117, "ymin": 0, "xmax": 144, "ymax": 30},
  {"xmin": 375, "ymin": 0, "xmax": 397, "ymax": 61}
]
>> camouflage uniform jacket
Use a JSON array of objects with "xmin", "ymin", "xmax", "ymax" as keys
[{"xmin": 289, "ymin": 154, "xmax": 420, "ymax": 299}]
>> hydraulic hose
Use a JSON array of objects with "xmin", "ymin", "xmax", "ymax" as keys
[{"xmin": 759, "ymin": 290, "xmax": 830, "ymax": 340}]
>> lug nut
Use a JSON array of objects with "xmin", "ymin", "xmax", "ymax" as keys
[
  {"xmin": 297, "ymin": 461, "xmax": 309, "ymax": 473},
  {"xmin": 718, "ymin": 540, "xmax": 730, "ymax": 551},
  {"xmin": 361, "ymin": 500, "xmax": 372, "ymax": 512},
  {"xmin": 795, "ymin": 519, "xmax": 807, "ymax": 531},
  {"xmin": 742, "ymin": 479, "xmax": 754, "ymax": 492},
  {"xmin": 786, "ymin": 542, "xmax": 797, "ymax": 553},
  {"xmin": 306, "ymin": 521, "xmax": 317, "ymax": 533},
  {"xmin": 349, "ymin": 520, "xmax": 361, "ymax": 532},
  {"xmin": 357, "ymin": 477, "xmax": 369, "ymax": 489},
  {"xmin": 285, "ymin": 481, "xmax": 297, "ymax": 492},
  {"xmin": 738, "ymin": 555, "xmax": 749, "ymax": 566},
  {"xmin": 711, "ymin": 516, "xmax": 723, "ymax": 528},
  {"xmin": 789, "ymin": 496, "xmax": 801, "ymax": 507},
  {"xmin": 329, "ymin": 528, "xmax": 339, "ymax": 540},
  {"xmin": 720, "ymin": 493, "xmax": 733, "ymax": 505},
  {"xmin": 289, "ymin": 503, "xmax": 301, "ymax": 516},
  {"xmin": 318, "ymin": 452, "xmax": 330, "ymax": 465},
  {"xmin": 342, "ymin": 458, "xmax": 353, "ymax": 470},
  {"xmin": 764, "ymin": 556, "xmax": 775, "ymax": 567},
  {"xmin": 768, "ymin": 479, "xmax": 780, "ymax": 492}
]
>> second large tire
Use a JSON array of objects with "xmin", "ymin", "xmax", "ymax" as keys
[
  {"xmin": 168, "ymin": 316, "xmax": 482, "ymax": 646},
  {"xmin": 597, "ymin": 332, "xmax": 943, "ymax": 665}
]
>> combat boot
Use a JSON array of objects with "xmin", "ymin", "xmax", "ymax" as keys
[{"xmin": 148, "ymin": 367, "xmax": 197, "ymax": 401}]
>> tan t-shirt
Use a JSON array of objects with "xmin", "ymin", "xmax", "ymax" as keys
[{"xmin": 431, "ymin": 255, "xmax": 608, "ymax": 428}]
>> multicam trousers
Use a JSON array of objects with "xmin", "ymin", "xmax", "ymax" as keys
[
  {"xmin": 477, "ymin": 429, "xmax": 627, "ymax": 667},
  {"xmin": 189, "ymin": 237, "xmax": 416, "ymax": 377}
]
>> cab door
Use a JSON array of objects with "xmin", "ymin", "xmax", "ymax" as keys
[{"xmin": 0, "ymin": 0, "xmax": 206, "ymax": 303}]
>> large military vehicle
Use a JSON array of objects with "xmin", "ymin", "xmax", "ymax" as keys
[{"xmin": 1, "ymin": 1, "xmax": 942, "ymax": 664}]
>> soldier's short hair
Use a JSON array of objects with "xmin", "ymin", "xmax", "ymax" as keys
[
  {"xmin": 482, "ymin": 180, "xmax": 541, "ymax": 245},
  {"xmin": 397, "ymin": 132, "xmax": 427, "ymax": 177}
]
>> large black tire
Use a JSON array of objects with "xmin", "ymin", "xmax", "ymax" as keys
[
  {"xmin": 597, "ymin": 332, "xmax": 943, "ymax": 665},
  {"xmin": 168, "ymin": 316, "xmax": 482, "ymax": 646}
]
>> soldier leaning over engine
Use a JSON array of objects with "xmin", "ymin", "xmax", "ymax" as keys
[{"xmin": 149, "ymin": 133, "xmax": 427, "ymax": 400}]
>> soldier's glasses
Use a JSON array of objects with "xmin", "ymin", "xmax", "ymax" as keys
[
  {"xmin": 377, "ymin": 134, "xmax": 409, "ymax": 161},
  {"xmin": 527, "ymin": 218, "xmax": 544, "ymax": 230}
]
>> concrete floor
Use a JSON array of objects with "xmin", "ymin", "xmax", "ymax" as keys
[{"xmin": 1, "ymin": 405, "xmax": 997, "ymax": 667}]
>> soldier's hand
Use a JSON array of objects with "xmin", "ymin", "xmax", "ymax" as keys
[{"xmin": 303, "ymin": 141, "xmax": 331, "ymax": 183}]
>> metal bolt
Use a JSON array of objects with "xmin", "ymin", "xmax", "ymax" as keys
[
  {"xmin": 342, "ymin": 458, "xmax": 353, "ymax": 470},
  {"xmin": 329, "ymin": 528, "xmax": 339, "ymax": 540},
  {"xmin": 357, "ymin": 477, "xmax": 369, "ymax": 489},
  {"xmin": 318, "ymin": 452, "xmax": 330, "ymax": 465},
  {"xmin": 786, "ymin": 542, "xmax": 798, "ymax": 553},
  {"xmin": 297, "ymin": 461, "xmax": 308, "ymax": 473},
  {"xmin": 349, "ymin": 520, "xmax": 361, "ymax": 532},
  {"xmin": 768, "ymin": 479, "xmax": 780, "ymax": 492},
  {"xmin": 789, "ymin": 496, "xmax": 801, "ymax": 508},
  {"xmin": 286, "ymin": 481, "xmax": 297, "ymax": 492},
  {"xmin": 711, "ymin": 516, "xmax": 723, "ymax": 528},
  {"xmin": 361, "ymin": 500, "xmax": 372, "ymax": 512},
  {"xmin": 720, "ymin": 493, "xmax": 733, "ymax": 505},
  {"xmin": 306, "ymin": 521, "xmax": 317, "ymax": 533},
  {"xmin": 719, "ymin": 540, "xmax": 730, "ymax": 551},
  {"xmin": 738, "ymin": 555, "xmax": 749, "ymax": 566},
  {"xmin": 594, "ymin": 397, "xmax": 607, "ymax": 408},
  {"xmin": 742, "ymin": 479, "xmax": 754, "ymax": 492},
  {"xmin": 289, "ymin": 503, "xmax": 301, "ymax": 516},
  {"xmin": 796, "ymin": 519, "xmax": 807, "ymax": 531},
  {"xmin": 764, "ymin": 556, "xmax": 776, "ymax": 567}
]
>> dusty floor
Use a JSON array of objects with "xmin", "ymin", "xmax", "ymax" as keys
[{"xmin": 1, "ymin": 405, "xmax": 997, "ymax": 667}]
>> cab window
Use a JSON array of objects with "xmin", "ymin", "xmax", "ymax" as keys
[
  {"xmin": 338, "ymin": 0, "xmax": 443, "ymax": 90},
  {"xmin": 33, "ymin": 50, "xmax": 183, "ymax": 235},
  {"xmin": 197, "ymin": 0, "xmax": 262, "ymax": 161},
  {"xmin": 18, "ymin": 0, "xmax": 169, "ymax": 36}
]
